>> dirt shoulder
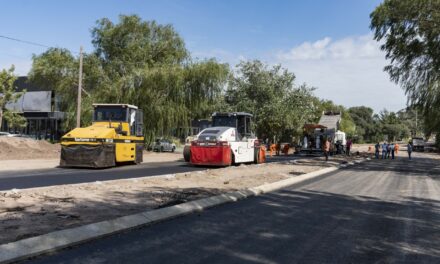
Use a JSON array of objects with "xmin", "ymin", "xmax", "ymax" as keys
[{"xmin": 0, "ymin": 154, "xmax": 363, "ymax": 245}]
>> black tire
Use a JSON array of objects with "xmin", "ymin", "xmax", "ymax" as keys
[
  {"xmin": 183, "ymin": 145, "xmax": 191, "ymax": 162},
  {"xmin": 231, "ymin": 150, "xmax": 236, "ymax": 166},
  {"xmin": 254, "ymin": 147, "xmax": 260, "ymax": 164}
]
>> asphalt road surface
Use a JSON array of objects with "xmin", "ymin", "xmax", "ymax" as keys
[
  {"xmin": 27, "ymin": 153, "xmax": 440, "ymax": 264},
  {"xmin": 0, "ymin": 155, "xmax": 297, "ymax": 191}
]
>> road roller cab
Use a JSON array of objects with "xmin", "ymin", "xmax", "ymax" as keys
[{"xmin": 60, "ymin": 104, "xmax": 144, "ymax": 168}]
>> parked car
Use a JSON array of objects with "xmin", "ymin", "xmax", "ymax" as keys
[{"xmin": 153, "ymin": 139, "xmax": 176, "ymax": 152}]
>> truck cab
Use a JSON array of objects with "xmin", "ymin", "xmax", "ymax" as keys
[{"xmin": 92, "ymin": 104, "xmax": 144, "ymax": 137}]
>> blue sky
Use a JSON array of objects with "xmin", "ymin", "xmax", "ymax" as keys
[{"xmin": 0, "ymin": 0, "xmax": 407, "ymax": 112}]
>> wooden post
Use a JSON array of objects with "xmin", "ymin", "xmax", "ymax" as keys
[{"xmin": 76, "ymin": 46, "xmax": 83, "ymax": 128}]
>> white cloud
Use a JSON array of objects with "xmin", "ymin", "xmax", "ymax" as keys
[{"xmin": 275, "ymin": 34, "xmax": 407, "ymax": 112}]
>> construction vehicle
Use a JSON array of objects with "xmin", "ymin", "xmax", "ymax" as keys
[
  {"xmin": 411, "ymin": 137, "xmax": 425, "ymax": 152},
  {"xmin": 300, "ymin": 111, "xmax": 345, "ymax": 155},
  {"xmin": 190, "ymin": 112, "xmax": 266, "ymax": 166},
  {"xmin": 60, "ymin": 104, "xmax": 144, "ymax": 168}
]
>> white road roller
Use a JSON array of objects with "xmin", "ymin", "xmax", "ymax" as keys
[{"xmin": 190, "ymin": 112, "xmax": 266, "ymax": 166}]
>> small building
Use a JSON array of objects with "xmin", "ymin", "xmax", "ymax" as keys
[{"xmin": 1, "ymin": 77, "xmax": 65, "ymax": 140}]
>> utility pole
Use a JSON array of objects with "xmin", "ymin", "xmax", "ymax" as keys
[{"xmin": 76, "ymin": 46, "xmax": 83, "ymax": 128}]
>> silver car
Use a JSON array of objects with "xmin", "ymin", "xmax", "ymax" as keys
[{"xmin": 153, "ymin": 139, "xmax": 176, "ymax": 152}]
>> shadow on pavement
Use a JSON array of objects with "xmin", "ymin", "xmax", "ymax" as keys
[{"xmin": 26, "ymin": 185, "xmax": 440, "ymax": 264}]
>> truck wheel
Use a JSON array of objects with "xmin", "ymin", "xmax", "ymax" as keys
[
  {"xmin": 231, "ymin": 151, "xmax": 236, "ymax": 166},
  {"xmin": 183, "ymin": 145, "xmax": 191, "ymax": 162},
  {"xmin": 254, "ymin": 147, "xmax": 260, "ymax": 164}
]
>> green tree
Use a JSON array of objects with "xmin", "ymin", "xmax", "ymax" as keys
[
  {"xmin": 370, "ymin": 0, "xmax": 440, "ymax": 135},
  {"xmin": 378, "ymin": 109, "xmax": 411, "ymax": 141},
  {"xmin": 0, "ymin": 66, "xmax": 26, "ymax": 130},
  {"xmin": 348, "ymin": 106, "xmax": 379, "ymax": 142},
  {"xmin": 29, "ymin": 48, "xmax": 92, "ymax": 129},
  {"xmin": 29, "ymin": 15, "xmax": 229, "ymax": 142},
  {"xmin": 226, "ymin": 60, "xmax": 318, "ymax": 141}
]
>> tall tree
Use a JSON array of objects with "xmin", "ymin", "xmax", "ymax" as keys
[
  {"xmin": 0, "ymin": 66, "xmax": 26, "ymax": 130},
  {"xmin": 30, "ymin": 15, "xmax": 229, "ymax": 142},
  {"xmin": 226, "ymin": 60, "xmax": 318, "ymax": 141},
  {"xmin": 348, "ymin": 106, "xmax": 378, "ymax": 142},
  {"xmin": 370, "ymin": 0, "xmax": 440, "ymax": 135}
]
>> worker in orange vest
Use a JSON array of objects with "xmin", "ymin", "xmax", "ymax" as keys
[
  {"xmin": 283, "ymin": 143, "xmax": 290, "ymax": 155},
  {"xmin": 270, "ymin": 144, "xmax": 276, "ymax": 157}
]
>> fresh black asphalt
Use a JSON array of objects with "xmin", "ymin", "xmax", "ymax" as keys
[
  {"xmin": 0, "ymin": 155, "xmax": 298, "ymax": 190},
  {"xmin": 0, "ymin": 161, "xmax": 204, "ymax": 191},
  {"xmin": 26, "ymin": 153, "xmax": 440, "ymax": 263}
]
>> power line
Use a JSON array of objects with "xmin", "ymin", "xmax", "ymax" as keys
[
  {"xmin": 0, "ymin": 34, "xmax": 79, "ymax": 54},
  {"xmin": 0, "ymin": 34, "xmax": 51, "ymax": 49}
]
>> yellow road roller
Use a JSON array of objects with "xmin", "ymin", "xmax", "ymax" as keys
[{"xmin": 60, "ymin": 104, "xmax": 144, "ymax": 168}]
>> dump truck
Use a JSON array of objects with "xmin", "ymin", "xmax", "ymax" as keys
[
  {"xmin": 301, "ymin": 111, "xmax": 345, "ymax": 155},
  {"xmin": 411, "ymin": 137, "xmax": 425, "ymax": 152},
  {"xmin": 60, "ymin": 104, "xmax": 144, "ymax": 168},
  {"xmin": 190, "ymin": 112, "xmax": 266, "ymax": 166}
]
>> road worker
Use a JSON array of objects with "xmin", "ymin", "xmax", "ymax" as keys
[
  {"xmin": 382, "ymin": 141, "xmax": 388, "ymax": 159},
  {"xmin": 270, "ymin": 144, "xmax": 276, "ymax": 157},
  {"xmin": 394, "ymin": 143, "xmax": 399, "ymax": 156},
  {"xmin": 323, "ymin": 138, "xmax": 331, "ymax": 161},
  {"xmin": 283, "ymin": 143, "xmax": 290, "ymax": 155},
  {"xmin": 375, "ymin": 142, "xmax": 380, "ymax": 159},
  {"xmin": 276, "ymin": 142, "xmax": 281, "ymax": 156}
]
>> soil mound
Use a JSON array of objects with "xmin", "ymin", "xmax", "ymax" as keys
[{"xmin": 0, "ymin": 137, "xmax": 60, "ymax": 160}]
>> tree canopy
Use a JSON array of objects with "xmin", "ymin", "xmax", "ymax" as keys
[
  {"xmin": 29, "ymin": 15, "xmax": 229, "ymax": 142},
  {"xmin": 0, "ymin": 66, "xmax": 27, "ymax": 130},
  {"xmin": 370, "ymin": 0, "xmax": 440, "ymax": 136},
  {"xmin": 225, "ymin": 60, "xmax": 318, "ymax": 142}
]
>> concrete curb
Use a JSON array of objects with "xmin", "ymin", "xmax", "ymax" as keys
[{"xmin": 0, "ymin": 158, "xmax": 367, "ymax": 263}]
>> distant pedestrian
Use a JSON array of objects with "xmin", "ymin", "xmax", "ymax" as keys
[
  {"xmin": 324, "ymin": 138, "xmax": 330, "ymax": 161},
  {"xmin": 346, "ymin": 139, "xmax": 352, "ymax": 156},
  {"xmin": 390, "ymin": 142, "xmax": 395, "ymax": 159},
  {"xmin": 303, "ymin": 136, "xmax": 308, "ymax": 149},
  {"xmin": 386, "ymin": 143, "xmax": 392, "ymax": 159},
  {"xmin": 382, "ymin": 142, "xmax": 388, "ymax": 159},
  {"xmin": 394, "ymin": 143, "xmax": 400, "ymax": 156},
  {"xmin": 407, "ymin": 142, "xmax": 413, "ymax": 160},
  {"xmin": 375, "ymin": 142, "xmax": 380, "ymax": 159}
]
